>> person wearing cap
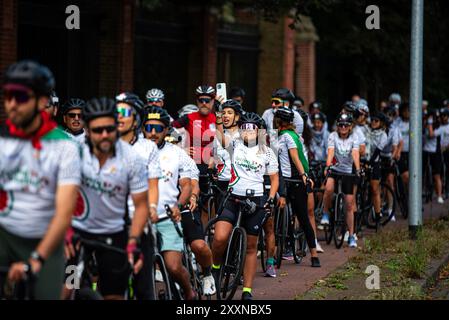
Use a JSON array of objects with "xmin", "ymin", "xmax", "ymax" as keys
[{"xmin": 1, "ymin": 60, "xmax": 81, "ymax": 299}]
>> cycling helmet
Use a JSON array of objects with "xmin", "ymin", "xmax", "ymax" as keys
[
  {"xmin": 195, "ymin": 85, "xmax": 216, "ymax": 98},
  {"xmin": 440, "ymin": 108, "xmax": 449, "ymax": 117},
  {"xmin": 309, "ymin": 100, "xmax": 322, "ymax": 110},
  {"xmin": 274, "ymin": 106, "xmax": 295, "ymax": 123},
  {"xmin": 3, "ymin": 60, "xmax": 55, "ymax": 96},
  {"xmin": 142, "ymin": 106, "xmax": 171, "ymax": 127},
  {"xmin": 311, "ymin": 112, "xmax": 326, "ymax": 122},
  {"xmin": 296, "ymin": 108, "xmax": 308, "ymax": 123},
  {"xmin": 238, "ymin": 112, "xmax": 264, "ymax": 129},
  {"xmin": 443, "ymin": 99, "xmax": 449, "ymax": 108},
  {"xmin": 336, "ymin": 112, "xmax": 353, "ymax": 125},
  {"xmin": 84, "ymin": 97, "xmax": 117, "ymax": 123},
  {"xmin": 49, "ymin": 90, "xmax": 59, "ymax": 106},
  {"xmin": 62, "ymin": 98, "xmax": 86, "ymax": 114},
  {"xmin": 371, "ymin": 112, "xmax": 387, "ymax": 124},
  {"xmin": 293, "ymin": 95, "xmax": 304, "ymax": 108},
  {"xmin": 384, "ymin": 105, "xmax": 397, "ymax": 117},
  {"xmin": 389, "ymin": 93, "xmax": 402, "ymax": 104},
  {"xmin": 342, "ymin": 101, "xmax": 357, "ymax": 114},
  {"xmin": 272, "ymin": 88, "xmax": 295, "ymax": 104},
  {"xmin": 116, "ymin": 92, "xmax": 144, "ymax": 113},
  {"xmin": 146, "ymin": 88, "xmax": 165, "ymax": 102},
  {"xmin": 230, "ymin": 87, "xmax": 246, "ymax": 99},
  {"xmin": 221, "ymin": 99, "xmax": 244, "ymax": 115},
  {"xmin": 165, "ymin": 127, "xmax": 182, "ymax": 143},
  {"xmin": 355, "ymin": 99, "xmax": 369, "ymax": 114},
  {"xmin": 178, "ymin": 104, "xmax": 199, "ymax": 117}
]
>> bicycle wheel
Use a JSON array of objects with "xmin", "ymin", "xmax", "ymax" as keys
[
  {"xmin": 324, "ymin": 206, "xmax": 333, "ymax": 244},
  {"xmin": 293, "ymin": 227, "xmax": 307, "ymax": 264},
  {"xmin": 395, "ymin": 175, "xmax": 408, "ymax": 219},
  {"xmin": 217, "ymin": 227, "xmax": 247, "ymax": 300},
  {"xmin": 205, "ymin": 217, "xmax": 219, "ymax": 248},
  {"xmin": 207, "ymin": 196, "xmax": 216, "ymax": 221},
  {"xmin": 258, "ymin": 228, "xmax": 267, "ymax": 273},
  {"xmin": 333, "ymin": 193, "xmax": 346, "ymax": 249},
  {"xmin": 379, "ymin": 182, "xmax": 396, "ymax": 226},
  {"xmin": 184, "ymin": 251, "xmax": 203, "ymax": 300},
  {"xmin": 275, "ymin": 206, "xmax": 287, "ymax": 269},
  {"xmin": 152, "ymin": 253, "xmax": 172, "ymax": 300}
]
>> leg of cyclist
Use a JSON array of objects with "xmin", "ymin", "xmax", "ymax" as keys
[
  {"xmin": 307, "ymin": 192, "xmax": 323, "ymax": 253},
  {"xmin": 263, "ymin": 216, "xmax": 276, "ymax": 276},
  {"xmin": 345, "ymin": 194, "xmax": 356, "ymax": 246},
  {"xmin": 211, "ymin": 221, "xmax": 233, "ymax": 277},
  {"xmin": 370, "ymin": 179, "xmax": 381, "ymax": 219},
  {"xmin": 386, "ymin": 173, "xmax": 395, "ymax": 215},
  {"xmin": 431, "ymin": 151, "xmax": 443, "ymax": 203},
  {"xmin": 163, "ymin": 251, "xmax": 196, "ymax": 300},
  {"xmin": 321, "ymin": 177, "xmax": 335, "ymax": 225}
]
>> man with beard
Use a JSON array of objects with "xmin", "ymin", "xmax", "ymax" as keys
[
  {"xmin": 0, "ymin": 60, "xmax": 81, "ymax": 299},
  {"xmin": 65, "ymin": 97, "xmax": 150, "ymax": 300},
  {"xmin": 61, "ymin": 98, "xmax": 86, "ymax": 143}
]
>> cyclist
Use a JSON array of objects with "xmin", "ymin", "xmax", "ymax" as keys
[
  {"xmin": 381, "ymin": 106, "xmax": 404, "ymax": 216},
  {"xmin": 116, "ymin": 92, "xmax": 160, "ymax": 300},
  {"xmin": 310, "ymin": 112, "xmax": 329, "ymax": 162},
  {"xmin": 66, "ymin": 97, "xmax": 149, "ymax": 300},
  {"xmin": 321, "ymin": 113, "xmax": 361, "ymax": 248},
  {"xmin": 292, "ymin": 95, "xmax": 304, "ymax": 111},
  {"xmin": 230, "ymin": 87, "xmax": 246, "ymax": 105},
  {"xmin": 142, "ymin": 106, "xmax": 198, "ymax": 300},
  {"xmin": 274, "ymin": 107, "xmax": 321, "ymax": 267},
  {"xmin": 388, "ymin": 93, "xmax": 402, "ymax": 128},
  {"xmin": 423, "ymin": 107, "xmax": 444, "ymax": 204},
  {"xmin": 145, "ymin": 88, "xmax": 165, "ymax": 108},
  {"xmin": 440, "ymin": 108, "xmax": 449, "ymax": 198},
  {"xmin": 307, "ymin": 101, "xmax": 329, "ymax": 132},
  {"xmin": 397, "ymin": 103, "xmax": 411, "ymax": 195},
  {"xmin": 354, "ymin": 99, "xmax": 370, "ymax": 138},
  {"xmin": 365, "ymin": 112, "xmax": 388, "ymax": 226},
  {"xmin": 61, "ymin": 98, "xmax": 86, "ymax": 143},
  {"xmin": 0, "ymin": 60, "xmax": 81, "ymax": 299},
  {"xmin": 214, "ymin": 112, "xmax": 279, "ymax": 300},
  {"xmin": 45, "ymin": 90, "xmax": 59, "ymax": 119},
  {"xmin": 262, "ymin": 88, "xmax": 304, "ymax": 135},
  {"xmin": 172, "ymin": 85, "xmax": 217, "ymax": 170}
]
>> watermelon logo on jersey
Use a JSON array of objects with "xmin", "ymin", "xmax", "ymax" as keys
[
  {"xmin": 228, "ymin": 164, "xmax": 240, "ymax": 187},
  {"xmin": 0, "ymin": 189, "xmax": 14, "ymax": 217},
  {"xmin": 73, "ymin": 189, "xmax": 90, "ymax": 221}
]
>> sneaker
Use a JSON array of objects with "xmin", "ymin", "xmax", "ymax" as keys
[
  {"xmin": 265, "ymin": 264, "xmax": 277, "ymax": 278},
  {"xmin": 315, "ymin": 240, "xmax": 324, "ymax": 253},
  {"xmin": 320, "ymin": 213, "xmax": 330, "ymax": 225},
  {"xmin": 155, "ymin": 269, "xmax": 163, "ymax": 282},
  {"xmin": 282, "ymin": 249, "xmax": 294, "ymax": 261},
  {"xmin": 348, "ymin": 235, "xmax": 357, "ymax": 248},
  {"xmin": 241, "ymin": 291, "xmax": 253, "ymax": 300},
  {"xmin": 311, "ymin": 257, "xmax": 321, "ymax": 267},
  {"xmin": 438, "ymin": 196, "xmax": 444, "ymax": 204},
  {"xmin": 202, "ymin": 275, "xmax": 216, "ymax": 296},
  {"xmin": 343, "ymin": 231, "xmax": 349, "ymax": 242},
  {"xmin": 390, "ymin": 215, "xmax": 396, "ymax": 222}
]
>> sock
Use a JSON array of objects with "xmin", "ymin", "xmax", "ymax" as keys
[
  {"xmin": 267, "ymin": 257, "xmax": 275, "ymax": 266},
  {"xmin": 203, "ymin": 266, "xmax": 211, "ymax": 276},
  {"xmin": 242, "ymin": 287, "xmax": 252, "ymax": 294},
  {"xmin": 212, "ymin": 264, "xmax": 221, "ymax": 270}
]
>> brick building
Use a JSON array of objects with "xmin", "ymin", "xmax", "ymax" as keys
[{"xmin": 0, "ymin": 0, "xmax": 318, "ymax": 119}]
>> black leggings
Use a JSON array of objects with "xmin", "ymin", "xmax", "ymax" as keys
[{"xmin": 286, "ymin": 181, "xmax": 316, "ymax": 250}]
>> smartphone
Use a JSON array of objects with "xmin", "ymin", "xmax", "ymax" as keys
[{"xmin": 216, "ymin": 83, "xmax": 227, "ymax": 101}]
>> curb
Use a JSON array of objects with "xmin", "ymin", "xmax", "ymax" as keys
[{"xmin": 416, "ymin": 247, "xmax": 449, "ymax": 291}]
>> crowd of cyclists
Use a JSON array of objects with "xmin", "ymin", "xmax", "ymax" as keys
[{"xmin": 0, "ymin": 60, "xmax": 448, "ymax": 301}]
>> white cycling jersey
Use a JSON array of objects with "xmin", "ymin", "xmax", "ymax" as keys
[
  {"xmin": 228, "ymin": 140, "xmax": 278, "ymax": 197},
  {"xmin": 214, "ymin": 129, "xmax": 239, "ymax": 182},
  {"xmin": 0, "ymin": 128, "xmax": 81, "ymax": 238},
  {"xmin": 365, "ymin": 129, "xmax": 388, "ymax": 161},
  {"xmin": 278, "ymin": 131, "xmax": 308, "ymax": 178},
  {"xmin": 352, "ymin": 125, "xmax": 366, "ymax": 147},
  {"xmin": 381, "ymin": 127, "xmax": 402, "ymax": 157},
  {"xmin": 262, "ymin": 108, "xmax": 304, "ymax": 135},
  {"xmin": 396, "ymin": 118, "xmax": 410, "ymax": 153},
  {"xmin": 439, "ymin": 123, "xmax": 449, "ymax": 150},
  {"xmin": 72, "ymin": 140, "xmax": 148, "ymax": 234},
  {"xmin": 157, "ymin": 142, "xmax": 192, "ymax": 218},
  {"xmin": 185, "ymin": 152, "xmax": 200, "ymax": 181},
  {"xmin": 65, "ymin": 130, "xmax": 86, "ymax": 145},
  {"xmin": 328, "ymin": 131, "xmax": 360, "ymax": 174},
  {"xmin": 310, "ymin": 128, "xmax": 329, "ymax": 161}
]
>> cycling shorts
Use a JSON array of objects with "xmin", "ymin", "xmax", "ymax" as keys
[
  {"xmin": 398, "ymin": 152, "xmax": 409, "ymax": 174},
  {"xmin": 423, "ymin": 151, "xmax": 442, "ymax": 175},
  {"xmin": 181, "ymin": 210, "xmax": 204, "ymax": 243},
  {"xmin": 329, "ymin": 172, "xmax": 356, "ymax": 195}
]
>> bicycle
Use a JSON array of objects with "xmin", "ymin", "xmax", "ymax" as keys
[
  {"xmin": 0, "ymin": 265, "xmax": 36, "ymax": 300},
  {"xmin": 199, "ymin": 170, "xmax": 226, "ymax": 222},
  {"xmin": 205, "ymin": 188, "xmax": 267, "ymax": 300},
  {"xmin": 393, "ymin": 160, "xmax": 408, "ymax": 219}
]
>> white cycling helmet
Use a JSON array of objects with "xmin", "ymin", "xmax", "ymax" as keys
[
  {"xmin": 146, "ymin": 88, "xmax": 165, "ymax": 102},
  {"xmin": 356, "ymin": 99, "xmax": 369, "ymax": 114},
  {"xmin": 178, "ymin": 104, "xmax": 199, "ymax": 117}
]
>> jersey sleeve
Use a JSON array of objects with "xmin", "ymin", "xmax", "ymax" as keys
[
  {"xmin": 285, "ymin": 133, "xmax": 298, "ymax": 150},
  {"xmin": 265, "ymin": 147, "xmax": 279, "ymax": 175},
  {"xmin": 392, "ymin": 128, "xmax": 401, "ymax": 146},
  {"xmin": 58, "ymin": 140, "xmax": 82, "ymax": 186},
  {"xmin": 328, "ymin": 132, "xmax": 336, "ymax": 149},
  {"xmin": 147, "ymin": 142, "xmax": 162, "ymax": 179},
  {"xmin": 178, "ymin": 148, "xmax": 193, "ymax": 180},
  {"xmin": 293, "ymin": 111, "xmax": 304, "ymax": 135},
  {"xmin": 351, "ymin": 134, "xmax": 360, "ymax": 151},
  {"xmin": 128, "ymin": 153, "xmax": 149, "ymax": 194}
]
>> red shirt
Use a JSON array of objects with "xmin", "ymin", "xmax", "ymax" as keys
[{"xmin": 172, "ymin": 111, "xmax": 216, "ymax": 165}]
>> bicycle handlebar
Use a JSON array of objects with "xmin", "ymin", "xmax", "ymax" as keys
[{"xmin": 163, "ymin": 205, "xmax": 184, "ymax": 238}]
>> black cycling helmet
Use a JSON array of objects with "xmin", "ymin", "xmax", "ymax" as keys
[
  {"xmin": 62, "ymin": 98, "xmax": 85, "ymax": 114},
  {"xmin": 3, "ymin": 60, "xmax": 55, "ymax": 97},
  {"xmin": 336, "ymin": 112, "xmax": 353, "ymax": 125},
  {"xmin": 274, "ymin": 106, "xmax": 295, "ymax": 123},
  {"xmin": 296, "ymin": 108, "xmax": 308, "ymax": 123},
  {"xmin": 384, "ymin": 105, "xmax": 397, "ymax": 117},
  {"xmin": 312, "ymin": 112, "xmax": 326, "ymax": 122},
  {"xmin": 221, "ymin": 99, "xmax": 244, "ymax": 115},
  {"xmin": 84, "ymin": 97, "xmax": 117, "ymax": 124},
  {"xmin": 440, "ymin": 108, "xmax": 449, "ymax": 117},
  {"xmin": 309, "ymin": 100, "xmax": 322, "ymax": 110},
  {"xmin": 293, "ymin": 95, "xmax": 304, "ymax": 108},
  {"xmin": 142, "ymin": 106, "xmax": 171, "ymax": 127},
  {"xmin": 342, "ymin": 101, "xmax": 357, "ymax": 114},
  {"xmin": 230, "ymin": 87, "xmax": 246, "ymax": 99},
  {"xmin": 272, "ymin": 88, "xmax": 295, "ymax": 104},
  {"xmin": 371, "ymin": 112, "xmax": 387, "ymax": 125},
  {"xmin": 195, "ymin": 85, "xmax": 216, "ymax": 98},
  {"xmin": 239, "ymin": 112, "xmax": 264, "ymax": 129}
]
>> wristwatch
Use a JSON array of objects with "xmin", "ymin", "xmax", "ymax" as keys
[{"xmin": 30, "ymin": 250, "xmax": 45, "ymax": 265}]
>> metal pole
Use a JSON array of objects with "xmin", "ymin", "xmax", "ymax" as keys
[{"xmin": 409, "ymin": 0, "xmax": 424, "ymax": 239}]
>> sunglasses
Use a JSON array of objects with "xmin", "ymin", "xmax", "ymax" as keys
[
  {"xmin": 67, "ymin": 113, "xmax": 82, "ymax": 119},
  {"xmin": 144, "ymin": 124, "xmax": 165, "ymax": 133},
  {"xmin": 239, "ymin": 123, "xmax": 258, "ymax": 131},
  {"xmin": 148, "ymin": 98, "xmax": 162, "ymax": 103},
  {"xmin": 117, "ymin": 107, "xmax": 133, "ymax": 117},
  {"xmin": 198, "ymin": 98, "xmax": 212, "ymax": 104},
  {"xmin": 4, "ymin": 90, "xmax": 34, "ymax": 104},
  {"xmin": 371, "ymin": 118, "xmax": 380, "ymax": 122},
  {"xmin": 91, "ymin": 125, "xmax": 116, "ymax": 134},
  {"xmin": 271, "ymin": 99, "xmax": 283, "ymax": 106},
  {"xmin": 337, "ymin": 123, "xmax": 351, "ymax": 128}
]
